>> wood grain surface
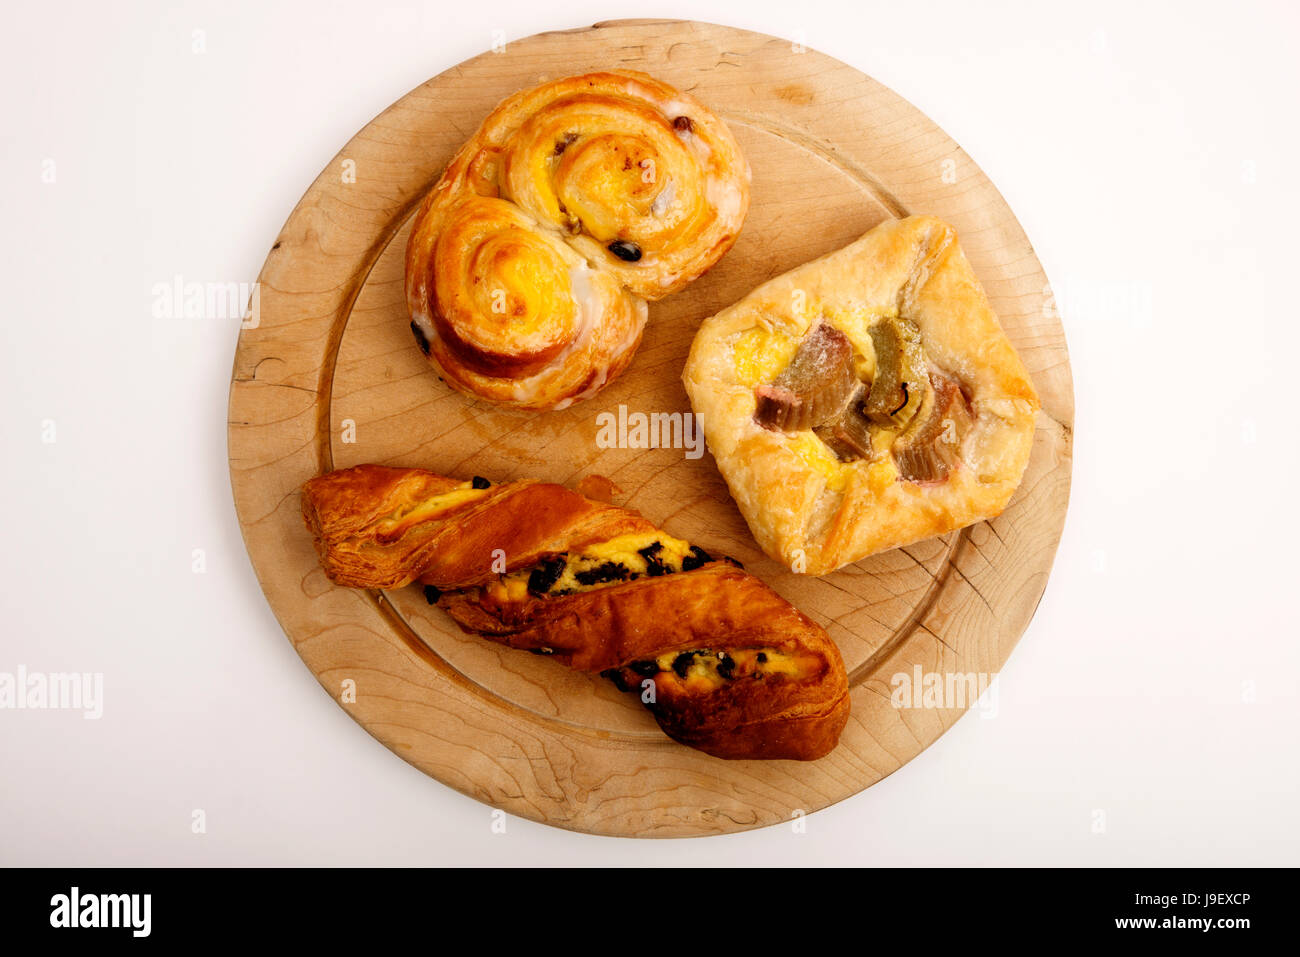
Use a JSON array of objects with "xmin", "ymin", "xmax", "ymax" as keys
[{"xmin": 227, "ymin": 18, "xmax": 1074, "ymax": 838}]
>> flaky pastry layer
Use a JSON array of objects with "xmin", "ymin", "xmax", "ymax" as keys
[{"xmin": 683, "ymin": 216, "xmax": 1040, "ymax": 574}]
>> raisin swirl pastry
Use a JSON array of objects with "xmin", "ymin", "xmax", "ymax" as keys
[
  {"xmin": 683, "ymin": 216, "xmax": 1041, "ymax": 575},
  {"xmin": 301, "ymin": 464, "xmax": 848, "ymax": 761},
  {"xmin": 405, "ymin": 70, "xmax": 750, "ymax": 411}
]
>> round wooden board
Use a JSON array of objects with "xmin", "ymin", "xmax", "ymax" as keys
[{"xmin": 228, "ymin": 19, "xmax": 1074, "ymax": 838}]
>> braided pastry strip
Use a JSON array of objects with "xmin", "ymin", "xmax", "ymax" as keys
[{"xmin": 301, "ymin": 465, "xmax": 849, "ymax": 761}]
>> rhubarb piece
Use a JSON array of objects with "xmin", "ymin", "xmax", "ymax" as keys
[
  {"xmin": 864, "ymin": 316, "xmax": 927, "ymax": 428},
  {"xmin": 754, "ymin": 322, "xmax": 859, "ymax": 432},
  {"xmin": 892, "ymin": 372, "xmax": 973, "ymax": 483},
  {"xmin": 813, "ymin": 388, "xmax": 873, "ymax": 462}
]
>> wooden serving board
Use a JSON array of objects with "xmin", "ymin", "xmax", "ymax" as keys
[{"xmin": 228, "ymin": 19, "xmax": 1074, "ymax": 838}]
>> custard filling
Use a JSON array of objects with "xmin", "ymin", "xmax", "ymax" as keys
[
  {"xmin": 484, "ymin": 530, "xmax": 722, "ymax": 603},
  {"xmin": 371, "ymin": 479, "xmax": 492, "ymax": 539},
  {"xmin": 747, "ymin": 315, "xmax": 973, "ymax": 484},
  {"xmin": 602, "ymin": 647, "xmax": 821, "ymax": 694}
]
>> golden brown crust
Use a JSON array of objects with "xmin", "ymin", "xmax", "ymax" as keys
[
  {"xmin": 440, "ymin": 563, "xmax": 850, "ymax": 761},
  {"xmin": 405, "ymin": 70, "xmax": 750, "ymax": 411},
  {"xmin": 301, "ymin": 464, "xmax": 848, "ymax": 760},
  {"xmin": 301, "ymin": 465, "xmax": 652, "ymax": 591},
  {"xmin": 683, "ymin": 215, "xmax": 1040, "ymax": 574}
]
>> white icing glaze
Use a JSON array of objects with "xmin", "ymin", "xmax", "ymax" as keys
[
  {"xmin": 565, "ymin": 260, "xmax": 600, "ymax": 347},
  {"xmin": 706, "ymin": 176, "xmax": 745, "ymax": 226},
  {"xmin": 676, "ymin": 127, "xmax": 713, "ymax": 165},
  {"xmin": 411, "ymin": 309, "xmax": 437, "ymax": 342},
  {"xmin": 659, "ymin": 97, "xmax": 693, "ymax": 119},
  {"xmin": 651, "ymin": 177, "xmax": 677, "ymax": 217}
]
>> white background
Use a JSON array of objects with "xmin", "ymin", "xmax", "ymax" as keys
[{"xmin": 2, "ymin": 0, "xmax": 1297, "ymax": 865}]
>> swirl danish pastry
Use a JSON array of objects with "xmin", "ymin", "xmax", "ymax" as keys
[
  {"xmin": 301, "ymin": 464, "xmax": 849, "ymax": 761},
  {"xmin": 683, "ymin": 215, "xmax": 1041, "ymax": 575},
  {"xmin": 405, "ymin": 70, "xmax": 750, "ymax": 410}
]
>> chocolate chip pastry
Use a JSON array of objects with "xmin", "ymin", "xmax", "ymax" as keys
[{"xmin": 301, "ymin": 464, "xmax": 849, "ymax": 760}]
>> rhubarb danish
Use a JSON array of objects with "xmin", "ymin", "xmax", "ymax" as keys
[
  {"xmin": 301, "ymin": 464, "xmax": 849, "ymax": 760},
  {"xmin": 405, "ymin": 70, "xmax": 750, "ymax": 410},
  {"xmin": 683, "ymin": 216, "xmax": 1040, "ymax": 575}
]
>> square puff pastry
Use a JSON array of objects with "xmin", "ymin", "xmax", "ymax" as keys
[{"xmin": 682, "ymin": 215, "xmax": 1039, "ymax": 575}]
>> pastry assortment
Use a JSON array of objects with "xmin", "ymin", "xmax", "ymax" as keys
[
  {"xmin": 301, "ymin": 73, "xmax": 1041, "ymax": 762},
  {"xmin": 683, "ymin": 215, "xmax": 1040, "ymax": 575},
  {"xmin": 301, "ymin": 465, "xmax": 850, "ymax": 761},
  {"xmin": 404, "ymin": 70, "xmax": 750, "ymax": 410}
]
